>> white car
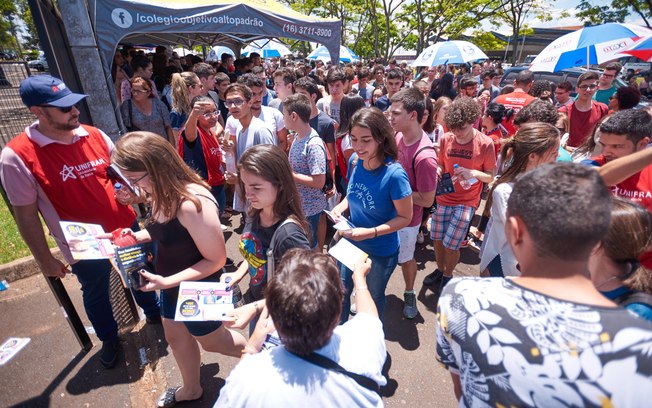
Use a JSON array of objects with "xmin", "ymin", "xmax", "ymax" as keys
[{"xmin": 27, "ymin": 55, "xmax": 48, "ymax": 72}]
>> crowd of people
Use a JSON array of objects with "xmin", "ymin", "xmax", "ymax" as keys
[{"xmin": 2, "ymin": 45, "xmax": 652, "ymax": 406}]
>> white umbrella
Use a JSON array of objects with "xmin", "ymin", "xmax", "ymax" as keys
[
  {"xmin": 242, "ymin": 39, "xmax": 292, "ymax": 58},
  {"xmin": 411, "ymin": 41, "xmax": 488, "ymax": 67},
  {"xmin": 529, "ymin": 23, "xmax": 652, "ymax": 72},
  {"xmin": 206, "ymin": 46, "xmax": 235, "ymax": 62},
  {"xmin": 307, "ymin": 45, "xmax": 360, "ymax": 63}
]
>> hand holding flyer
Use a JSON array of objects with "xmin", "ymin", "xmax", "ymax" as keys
[
  {"xmin": 323, "ymin": 209, "xmax": 356, "ymax": 231},
  {"xmin": 59, "ymin": 221, "xmax": 115, "ymax": 260}
]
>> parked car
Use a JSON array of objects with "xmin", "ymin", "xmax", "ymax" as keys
[
  {"xmin": 27, "ymin": 53, "xmax": 48, "ymax": 72},
  {"xmin": 499, "ymin": 66, "xmax": 628, "ymax": 97},
  {"xmin": 0, "ymin": 51, "xmax": 16, "ymax": 60}
]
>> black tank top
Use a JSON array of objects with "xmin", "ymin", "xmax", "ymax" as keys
[{"xmin": 146, "ymin": 194, "xmax": 221, "ymax": 293}]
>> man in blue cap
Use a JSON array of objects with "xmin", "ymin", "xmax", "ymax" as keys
[{"xmin": 0, "ymin": 75, "xmax": 161, "ymax": 369}]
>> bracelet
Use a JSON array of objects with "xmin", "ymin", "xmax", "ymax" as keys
[
  {"xmin": 356, "ymin": 285, "xmax": 369, "ymax": 292},
  {"xmin": 373, "ymin": 227, "xmax": 378, "ymax": 238}
]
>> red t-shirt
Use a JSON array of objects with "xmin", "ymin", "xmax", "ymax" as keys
[
  {"xmin": 7, "ymin": 125, "xmax": 136, "ymax": 232},
  {"xmin": 485, "ymin": 127, "xmax": 506, "ymax": 158},
  {"xmin": 559, "ymin": 102, "xmax": 608, "ymax": 148},
  {"xmin": 591, "ymin": 155, "xmax": 652, "ymax": 268},
  {"xmin": 438, "ymin": 129, "xmax": 496, "ymax": 207},
  {"xmin": 493, "ymin": 91, "xmax": 536, "ymax": 136}
]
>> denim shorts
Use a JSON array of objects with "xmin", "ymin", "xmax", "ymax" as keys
[{"xmin": 161, "ymin": 287, "xmax": 222, "ymax": 337}]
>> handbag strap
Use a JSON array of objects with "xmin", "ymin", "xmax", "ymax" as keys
[{"xmin": 289, "ymin": 351, "xmax": 380, "ymax": 394}]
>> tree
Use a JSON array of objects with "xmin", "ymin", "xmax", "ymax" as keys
[
  {"xmin": 492, "ymin": 0, "xmax": 555, "ymax": 64},
  {"xmin": 17, "ymin": 0, "xmax": 39, "ymax": 50},
  {"xmin": 0, "ymin": 0, "xmax": 23, "ymax": 56},
  {"xmin": 576, "ymin": 0, "xmax": 649, "ymax": 27},
  {"xmin": 470, "ymin": 31, "xmax": 508, "ymax": 51},
  {"xmin": 397, "ymin": 0, "xmax": 508, "ymax": 55}
]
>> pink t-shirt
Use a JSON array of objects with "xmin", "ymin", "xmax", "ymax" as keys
[
  {"xmin": 437, "ymin": 129, "xmax": 496, "ymax": 207},
  {"xmin": 396, "ymin": 131, "xmax": 439, "ymax": 226}
]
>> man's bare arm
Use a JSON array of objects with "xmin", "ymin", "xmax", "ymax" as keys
[{"xmin": 13, "ymin": 203, "xmax": 69, "ymax": 278}]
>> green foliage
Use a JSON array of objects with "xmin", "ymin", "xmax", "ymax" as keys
[
  {"xmin": 17, "ymin": 0, "xmax": 39, "ymax": 49},
  {"xmin": 576, "ymin": 0, "xmax": 643, "ymax": 26},
  {"xmin": 470, "ymin": 31, "xmax": 507, "ymax": 51}
]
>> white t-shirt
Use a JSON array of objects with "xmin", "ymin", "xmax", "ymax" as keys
[
  {"xmin": 225, "ymin": 106, "xmax": 284, "ymax": 146},
  {"xmin": 233, "ymin": 117, "xmax": 275, "ymax": 212},
  {"xmin": 214, "ymin": 313, "xmax": 387, "ymax": 408},
  {"xmin": 479, "ymin": 182, "xmax": 518, "ymax": 276}
]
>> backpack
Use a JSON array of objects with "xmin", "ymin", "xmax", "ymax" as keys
[
  {"xmin": 306, "ymin": 134, "xmax": 335, "ymax": 193},
  {"xmin": 411, "ymin": 145, "xmax": 445, "ymax": 200},
  {"xmin": 266, "ymin": 218, "xmax": 296, "ymax": 283},
  {"xmin": 614, "ymin": 291, "xmax": 652, "ymax": 309}
]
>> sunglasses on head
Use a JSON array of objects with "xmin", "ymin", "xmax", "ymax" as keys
[{"xmin": 39, "ymin": 104, "xmax": 78, "ymax": 113}]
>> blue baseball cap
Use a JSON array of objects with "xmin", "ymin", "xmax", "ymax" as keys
[{"xmin": 19, "ymin": 75, "xmax": 87, "ymax": 108}]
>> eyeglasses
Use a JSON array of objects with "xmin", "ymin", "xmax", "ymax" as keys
[
  {"xmin": 225, "ymin": 99, "xmax": 245, "ymax": 108},
  {"xmin": 127, "ymin": 173, "xmax": 148, "ymax": 185},
  {"xmin": 578, "ymin": 84, "xmax": 598, "ymax": 90},
  {"xmin": 39, "ymin": 104, "xmax": 78, "ymax": 113},
  {"xmin": 202, "ymin": 110, "xmax": 219, "ymax": 118},
  {"xmin": 132, "ymin": 89, "xmax": 150, "ymax": 95}
]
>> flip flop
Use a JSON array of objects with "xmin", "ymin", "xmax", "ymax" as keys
[{"xmin": 157, "ymin": 386, "xmax": 203, "ymax": 408}]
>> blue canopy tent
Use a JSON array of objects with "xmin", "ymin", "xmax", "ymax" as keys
[{"xmin": 91, "ymin": 0, "xmax": 341, "ymax": 75}]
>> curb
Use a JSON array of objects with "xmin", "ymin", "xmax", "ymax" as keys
[{"xmin": 0, "ymin": 248, "xmax": 64, "ymax": 283}]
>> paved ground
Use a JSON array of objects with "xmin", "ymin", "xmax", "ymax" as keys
[{"xmin": 0, "ymin": 214, "xmax": 480, "ymax": 407}]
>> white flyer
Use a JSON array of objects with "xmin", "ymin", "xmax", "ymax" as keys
[
  {"xmin": 0, "ymin": 337, "xmax": 31, "ymax": 365},
  {"xmin": 328, "ymin": 238, "xmax": 368, "ymax": 271},
  {"xmin": 59, "ymin": 221, "xmax": 114, "ymax": 260},
  {"xmin": 174, "ymin": 281, "xmax": 234, "ymax": 321}
]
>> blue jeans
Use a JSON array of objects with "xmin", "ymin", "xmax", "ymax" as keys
[
  {"xmin": 339, "ymin": 249, "xmax": 399, "ymax": 324},
  {"xmin": 210, "ymin": 184, "xmax": 226, "ymax": 217},
  {"xmin": 72, "ymin": 259, "xmax": 160, "ymax": 342},
  {"xmin": 307, "ymin": 213, "xmax": 321, "ymax": 249}
]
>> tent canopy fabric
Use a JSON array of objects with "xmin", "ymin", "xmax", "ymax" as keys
[{"xmin": 92, "ymin": 0, "xmax": 341, "ymax": 67}]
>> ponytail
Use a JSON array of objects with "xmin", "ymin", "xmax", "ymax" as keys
[{"xmin": 171, "ymin": 72, "xmax": 199, "ymax": 115}]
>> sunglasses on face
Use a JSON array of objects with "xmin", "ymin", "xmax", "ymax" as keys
[
  {"xmin": 39, "ymin": 104, "xmax": 78, "ymax": 113},
  {"xmin": 578, "ymin": 84, "xmax": 598, "ymax": 90}
]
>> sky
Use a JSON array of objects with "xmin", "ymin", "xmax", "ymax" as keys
[{"xmin": 486, "ymin": 0, "xmax": 636, "ymax": 34}]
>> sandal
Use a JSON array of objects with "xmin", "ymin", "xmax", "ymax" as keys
[{"xmin": 157, "ymin": 386, "xmax": 203, "ymax": 408}]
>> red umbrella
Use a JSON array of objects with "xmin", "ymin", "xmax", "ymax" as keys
[{"xmin": 619, "ymin": 36, "xmax": 652, "ymax": 62}]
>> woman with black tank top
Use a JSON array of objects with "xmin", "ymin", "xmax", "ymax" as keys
[
  {"xmin": 108, "ymin": 131, "xmax": 246, "ymax": 408},
  {"xmin": 220, "ymin": 144, "xmax": 311, "ymax": 332}
]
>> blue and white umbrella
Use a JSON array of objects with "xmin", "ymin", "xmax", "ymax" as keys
[
  {"xmin": 411, "ymin": 40, "xmax": 488, "ymax": 67},
  {"xmin": 530, "ymin": 23, "xmax": 652, "ymax": 72},
  {"xmin": 307, "ymin": 45, "xmax": 360, "ymax": 63},
  {"xmin": 242, "ymin": 39, "xmax": 292, "ymax": 58},
  {"xmin": 206, "ymin": 46, "xmax": 235, "ymax": 62}
]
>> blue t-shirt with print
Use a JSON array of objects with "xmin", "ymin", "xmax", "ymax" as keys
[{"xmin": 346, "ymin": 155, "xmax": 412, "ymax": 256}]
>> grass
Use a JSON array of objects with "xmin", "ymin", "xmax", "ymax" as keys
[{"xmin": 0, "ymin": 197, "xmax": 56, "ymax": 264}]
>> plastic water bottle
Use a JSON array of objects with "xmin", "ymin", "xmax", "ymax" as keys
[
  {"xmin": 453, "ymin": 164, "xmax": 478, "ymax": 190},
  {"xmin": 114, "ymin": 182, "xmax": 131, "ymax": 203},
  {"xmin": 223, "ymin": 129, "xmax": 237, "ymax": 174}
]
